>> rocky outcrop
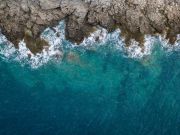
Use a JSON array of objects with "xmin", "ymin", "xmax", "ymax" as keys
[{"xmin": 0, "ymin": 0, "xmax": 180, "ymax": 53}]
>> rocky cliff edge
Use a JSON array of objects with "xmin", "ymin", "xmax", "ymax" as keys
[{"xmin": 0, "ymin": 0, "xmax": 180, "ymax": 53}]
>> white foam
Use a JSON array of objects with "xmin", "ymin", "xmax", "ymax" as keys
[
  {"xmin": 17, "ymin": 41, "xmax": 63, "ymax": 68},
  {"xmin": 76, "ymin": 28, "xmax": 154, "ymax": 59},
  {"xmin": 0, "ymin": 20, "xmax": 179, "ymax": 68},
  {"xmin": 0, "ymin": 21, "xmax": 65, "ymax": 69},
  {"xmin": 0, "ymin": 34, "xmax": 17, "ymax": 60},
  {"xmin": 124, "ymin": 36, "xmax": 155, "ymax": 59},
  {"xmin": 159, "ymin": 34, "xmax": 180, "ymax": 53},
  {"xmin": 72, "ymin": 28, "xmax": 123, "ymax": 52}
]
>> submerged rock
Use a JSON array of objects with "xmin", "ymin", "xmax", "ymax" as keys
[{"xmin": 0, "ymin": 0, "xmax": 180, "ymax": 53}]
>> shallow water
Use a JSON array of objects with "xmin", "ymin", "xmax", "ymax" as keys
[{"xmin": 0, "ymin": 22, "xmax": 180, "ymax": 135}]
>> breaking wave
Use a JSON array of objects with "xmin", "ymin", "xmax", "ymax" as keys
[{"xmin": 0, "ymin": 21, "xmax": 180, "ymax": 68}]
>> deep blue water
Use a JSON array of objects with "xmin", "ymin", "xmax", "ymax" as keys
[{"xmin": 0, "ymin": 41, "xmax": 180, "ymax": 135}]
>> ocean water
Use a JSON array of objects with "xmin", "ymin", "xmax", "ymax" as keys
[{"xmin": 0, "ymin": 22, "xmax": 180, "ymax": 135}]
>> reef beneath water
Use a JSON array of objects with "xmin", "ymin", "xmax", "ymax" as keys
[{"xmin": 0, "ymin": 0, "xmax": 180, "ymax": 53}]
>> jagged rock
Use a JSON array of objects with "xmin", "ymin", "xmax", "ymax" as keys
[{"xmin": 21, "ymin": 0, "xmax": 29, "ymax": 12}]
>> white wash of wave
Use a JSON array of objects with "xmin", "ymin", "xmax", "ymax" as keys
[
  {"xmin": 64, "ymin": 27, "xmax": 111, "ymax": 50},
  {"xmin": 159, "ymin": 35, "xmax": 180, "ymax": 53},
  {"xmin": 75, "ymin": 28, "xmax": 154, "ymax": 59},
  {"xmin": 78, "ymin": 28, "xmax": 180, "ymax": 58},
  {"xmin": 0, "ymin": 20, "xmax": 180, "ymax": 68},
  {"xmin": 0, "ymin": 21, "xmax": 65, "ymax": 68},
  {"xmin": 17, "ymin": 41, "xmax": 63, "ymax": 68},
  {"xmin": 68, "ymin": 28, "xmax": 124, "ymax": 53},
  {"xmin": 0, "ymin": 35, "xmax": 16, "ymax": 59},
  {"xmin": 124, "ymin": 36, "xmax": 156, "ymax": 58},
  {"xmin": 0, "ymin": 37, "xmax": 63, "ymax": 69}
]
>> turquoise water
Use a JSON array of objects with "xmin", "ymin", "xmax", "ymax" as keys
[{"xmin": 0, "ymin": 23, "xmax": 180, "ymax": 134}]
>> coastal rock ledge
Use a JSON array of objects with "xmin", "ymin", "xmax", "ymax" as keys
[{"xmin": 0, "ymin": 0, "xmax": 180, "ymax": 53}]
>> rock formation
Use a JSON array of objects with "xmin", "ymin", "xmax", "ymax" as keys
[{"xmin": 0, "ymin": 0, "xmax": 180, "ymax": 53}]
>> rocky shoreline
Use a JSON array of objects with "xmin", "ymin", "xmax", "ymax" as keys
[{"xmin": 0, "ymin": 0, "xmax": 180, "ymax": 53}]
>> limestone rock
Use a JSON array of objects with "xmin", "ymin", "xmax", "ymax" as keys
[
  {"xmin": 0, "ymin": 0, "xmax": 6, "ymax": 9},
  {"xmin": 39, "ymin": 0, "xmax": 60, "ymax": 10}
]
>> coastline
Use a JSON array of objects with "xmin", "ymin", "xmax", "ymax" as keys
[
  {"xmin": 0, "ymin": 21, "xmax": 179, "ymax": 69},
  {"xmin": 0, "ymin": 0, "xmax": 180, "ymax": 53}
]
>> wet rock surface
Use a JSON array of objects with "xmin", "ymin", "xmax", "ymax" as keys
[{"xmin": 0, "ymin": 0, "xmax": 180, "ymax": 53}]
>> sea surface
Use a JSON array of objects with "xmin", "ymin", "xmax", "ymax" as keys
[{"xmin": 0, "ymin": 22, "xmax": 179, "ymax": 135}]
